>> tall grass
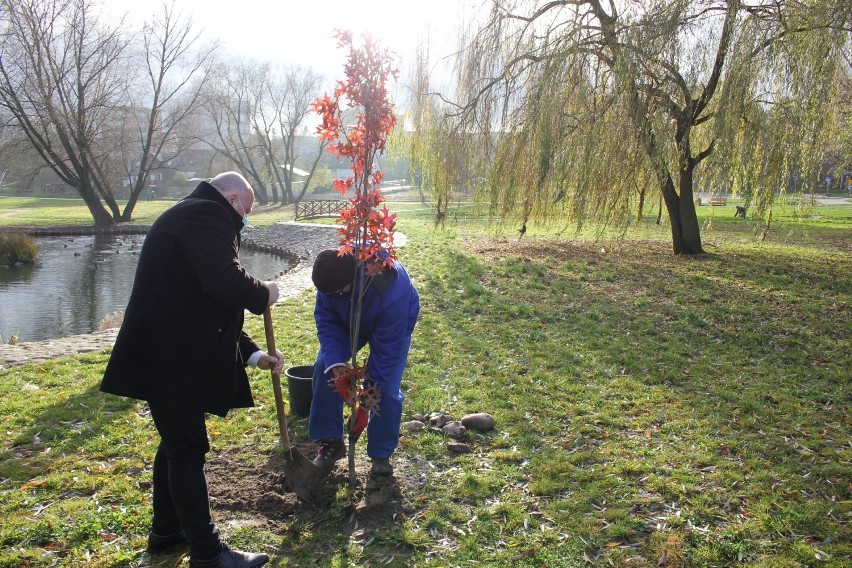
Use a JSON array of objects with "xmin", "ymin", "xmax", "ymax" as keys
[{"xmin": 0, "ymin": 232, "xmax": 37, "ymax": 266}]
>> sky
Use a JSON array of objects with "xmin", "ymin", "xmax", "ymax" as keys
[{"xmin": 105, "ymin": 0, "xmax": 472, "ymax": 86}]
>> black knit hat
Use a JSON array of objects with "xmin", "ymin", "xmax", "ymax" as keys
[{"xmin": 312, "ymin": 249, "xmax": 357, "ymax": 293}]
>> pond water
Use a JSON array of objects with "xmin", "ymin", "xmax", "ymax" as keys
[{"xmin": 0, "ymin": 234, "xmax": 294, "ymax": 342}]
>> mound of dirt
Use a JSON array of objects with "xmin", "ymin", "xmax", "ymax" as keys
[{"xmin": 204, "ymin": 441, "xmax": 417, "ymax": 534}]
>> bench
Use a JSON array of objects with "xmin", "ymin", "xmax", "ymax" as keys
[
  {"xmin": 294, "ymin": 200, "xmax": 348, "ymax": 221},
  {"xmin": 708, "ymin": 196, "xmax": 727, "ymax": 206}
]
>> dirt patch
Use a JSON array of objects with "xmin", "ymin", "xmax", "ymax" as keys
[
  {"xmin": 205, "ymin": 442, "xmax": 418, "ymax": 535},
  {"xmin": 138, "ymin": 435, "xmax": 425, "ymax": 566}
]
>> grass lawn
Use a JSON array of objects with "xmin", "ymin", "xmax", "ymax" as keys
[{"xmin": 0, "ymin": 195, "xmax": 849, "ymax": 567}]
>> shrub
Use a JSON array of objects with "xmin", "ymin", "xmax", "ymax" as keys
[
  {"xmin": 0, "ymin": 232, "xmax": 38, "ymax": 267},
  {"xmin": 97, "ymin": 311, "xmax": 124, "ymax": 331}
]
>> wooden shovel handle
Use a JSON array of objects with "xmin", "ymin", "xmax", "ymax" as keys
[{"xmin": 263, "ymin": 308, "xmax": 292, "ymax": 452}]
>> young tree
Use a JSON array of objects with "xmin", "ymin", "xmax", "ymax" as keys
[
  {"xmin": 411, "ymin": 0, "xmax": 851, "ymax": 254},
  {"xmin": 314, "ymin": 30, "xmax": 399, "ymax": 487}
]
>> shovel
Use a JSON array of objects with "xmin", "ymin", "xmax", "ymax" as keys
[{"xmin": 263, "ymin": 308, "xmax": 321, "ymax": 500}]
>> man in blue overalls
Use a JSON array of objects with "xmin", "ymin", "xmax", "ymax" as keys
[{"xmin": 308, "ymin": 249, "xmax": 420, "ymax": 477}]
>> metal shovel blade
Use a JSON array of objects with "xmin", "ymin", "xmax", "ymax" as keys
[{"xmin": 280, "ymin": 447, "xmax": 322, "ymax": 501}]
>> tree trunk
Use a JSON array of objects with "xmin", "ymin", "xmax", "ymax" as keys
[
  {"xmin": 119, "ymin": 191, "xmax": 141, "ymax": 222},
  {"xmin": 677, "ymin": 163, "xmax": 704, "ymax": 254},
  {"xmin": 658, "ymin": 165, "xmax": 704, "ymax": 255},
  {"xmin": 294, "ymin": 146, "xmax": 326, "ymax": 204},
  {"xmin": 760, "ymin": 208, "xmax": 773, "ymax": 241},
  {"xmin": 77, "ymin": 182, "xmax": 114, "ymax": 226}
]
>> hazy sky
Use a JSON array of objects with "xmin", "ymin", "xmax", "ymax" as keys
[{"xmin": 106, "ymin": 0, "xmax": 470, "ymax": 83}]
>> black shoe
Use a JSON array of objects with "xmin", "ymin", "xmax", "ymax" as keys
[
  {"xmin": 189, "ymin": 543, "xmax": 269, "ymax": 567},
  {"xmin": 370, "ymin": 457, "xmax": 393, "ymax": 476},
  {"xmin": 147, "ymin": 530, "xmax": 187, "ymax": 554},
  {"xmin": 312, "ymin": 438, "xmax": 345, "ymax": 473}
]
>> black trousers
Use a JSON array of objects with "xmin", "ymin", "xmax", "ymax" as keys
[{"xmin": 148, "ymin": 401, "xmax": 222, "ymax": 560}]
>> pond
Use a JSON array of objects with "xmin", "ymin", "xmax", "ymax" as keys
[{"xmin": 0, "ymin": 234, "xmax": 294, "ymax": 342}]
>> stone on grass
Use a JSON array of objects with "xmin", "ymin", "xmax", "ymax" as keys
[
  {"xmin": 441, "ymin": 421, "xmax": 467, "ymax": 440},
  {"xmin": 403, "ymin": 420, "xmax": 425, "ymax": 432},
  {"xmin": 412, "ymin": 413, "xmax": 426, "ymax": 422},
  {"xmin": 461, "ymin": 413, "xmax": 495, "ymax": 432},
  {"xmin": 447, "ymin": 442, "xmax": 471, "ymax": 454},
  {"xmin": 429, "ymin": 413, "xmax": 452, "ymax": 429}
]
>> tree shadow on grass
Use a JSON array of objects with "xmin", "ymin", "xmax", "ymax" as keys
[
  {"xmin": 447, "ymin": 238, "xmax": 849, "ymax": 545},
  {"xmin": 0, "ymin": 357, "xmax": 144, "ymax": 482}
]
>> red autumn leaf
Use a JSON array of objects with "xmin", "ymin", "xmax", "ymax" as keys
[
  {"xmin": 329, "ymin": 372, "xmax": 355, "ymax": 404},
  {"xmin": 349, "ymin": 406, "xmax": 369, "ymax": 440}
]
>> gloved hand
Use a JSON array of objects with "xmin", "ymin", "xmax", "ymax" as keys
[
  {"xmin": 330, "ymin": 365, "xmax": 358, "ymax": 405},
  {"xmin": 265, "ymin": 281, "xmax": 280, "ymax": 306},
  {"xmin": 348, "ymin": 406, "xmax": 369, "ymax": 441}
]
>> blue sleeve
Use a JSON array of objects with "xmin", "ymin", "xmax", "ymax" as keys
[{"xmin": 314, "ymin": 292, "xmax": 353, "ymax": 368}]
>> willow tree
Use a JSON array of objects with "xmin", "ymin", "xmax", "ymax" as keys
[{"xmin": 410, "ymin": 0, "xmax": 851, "ymax": 254}]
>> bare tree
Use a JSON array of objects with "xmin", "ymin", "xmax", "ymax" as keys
[
  {"xmin": 201, "ymin": 59, "xmax": 271, "ymax": 202},
  {"xmin": 270, "ymin": 64, "xmax": 326, "ymax": 204},
  {"xmin": 0, "ymin": 0, "xmax": 131, "ymax": 225},
  {"xmin": 0, "ymin": 0, "xmax": 217, "ymax": 224},
  {"xmin": 411, "ymin": 0, "xmax": 852, "ymax": 254},
  {"xmin": 203, "ymin": 60, "xmax": 326, "ymax": 205},
  {"xmin": 118, "ymin": 0, "xmax": 218, "ymax": 220}
]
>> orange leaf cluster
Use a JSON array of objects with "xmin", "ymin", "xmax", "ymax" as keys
[
  {"xmin": 313, "ymin": 30, "xmax": 399, "ymax": 268},
  {"xmin": 349, "ymin": 406, "xmax": 369, "ymax": 441},
  {"xmin": 328, "ymin": 365, "xmax": 382, "ymax": 441},
  {"xmin": 329, "ymin": 364, "xmax": 364, "ymax": 406}
]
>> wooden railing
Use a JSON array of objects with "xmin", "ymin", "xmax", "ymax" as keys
[{"xmin": 294, "ymin": 200, "xmax": 347, "ymax": 221}]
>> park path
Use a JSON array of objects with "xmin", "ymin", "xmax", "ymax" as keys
[
  {"xmin": 0, "ymin": 222, "xmax": 339, "ymax": 370},
  {"xmin": 815, "ymin": 195, "xmax": 852, "ymax": 205},
  {"xmin": 0, "ymin": 208, "xmax": 33, "ymax": 219}
]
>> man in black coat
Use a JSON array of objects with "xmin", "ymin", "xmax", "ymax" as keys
[{"xmin": 101, "ymin": 172, "xmax": 281, "ymax": 568}]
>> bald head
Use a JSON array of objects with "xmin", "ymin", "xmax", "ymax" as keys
[
  {"xmin": 210, "ymin": 171, "xmax": 251, "ymax": 198},
  {"xmin": 210, "ymin": 171, "xmax": 254, "ymax": 216}
]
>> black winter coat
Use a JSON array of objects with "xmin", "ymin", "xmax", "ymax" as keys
[{"xmin": 100, "ymin": 182, "xmax": 269, "ymax": 416}]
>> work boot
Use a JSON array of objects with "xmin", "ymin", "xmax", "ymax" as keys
[
  {"xmin": 313, "ymin": 438, "xmax": 345, "ymax": 473},
  {"xmin": 370, "ymin": 457, "xmax": 393, "ymax": 476},
  {"xmin": 189, "ymin": 543, "xmax": 269, "ymax": 567},
  {"xmin": 147, "ymin": 530, "xmax": 187, "ymax": 554}
]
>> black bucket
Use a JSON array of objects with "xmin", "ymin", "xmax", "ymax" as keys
[{"xmin": 285, "ymin": 365, "xmax": 314, "ymax": 417}]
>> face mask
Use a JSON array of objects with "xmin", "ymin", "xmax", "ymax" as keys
[{"xmin": 233, "ymin": 197, "xmax": 249, "ymax": 232}]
